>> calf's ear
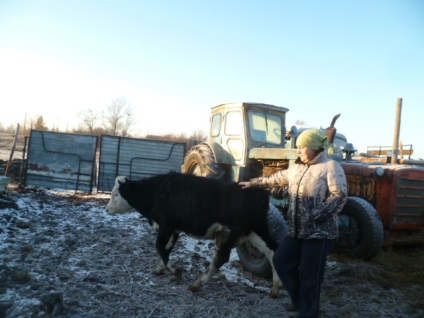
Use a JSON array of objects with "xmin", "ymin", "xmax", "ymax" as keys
[
  {"xmin": 116, "ymin": 176, "xmax": 129, "ymax": 185},
  {"xmin": 119, "ymin": 179, "xmax": 134, "ymax": 194}
]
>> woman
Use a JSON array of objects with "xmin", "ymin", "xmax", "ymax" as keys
[{"xmin": 240, "ymin": 128, "xmax": 347, "ymax": 318}]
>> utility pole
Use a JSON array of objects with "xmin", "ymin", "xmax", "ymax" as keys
[{"xmin": 391, "ymin": 98, "xmax": 402, "ymax": 163}]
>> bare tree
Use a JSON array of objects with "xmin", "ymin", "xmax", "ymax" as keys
[
  {"xmin": 121, "ymin": 109, "xmax": 136, "ymax": 137},
  {"xmin": 79, "ymin": 108, "xmax": 99, "ymax": 134},
  {"xmin": 189, "ymin": 130, "xmax": 207, "ymax": 141},
  {"xmin": 33, "ymin": 116, "xmax": 48, "ymax": 131},
  {"xmin": 102, "ymin": 97, "xmax": 135, "ymax": 136}
]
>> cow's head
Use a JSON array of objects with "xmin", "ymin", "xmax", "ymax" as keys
[{"xmin": 106, "ymin": 176, "xmax": 137, "ymax": 214}]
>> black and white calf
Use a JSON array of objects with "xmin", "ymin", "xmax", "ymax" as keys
[{"xmin": 107, "ymin": 172, "xmax": 282, "ymax": 297}]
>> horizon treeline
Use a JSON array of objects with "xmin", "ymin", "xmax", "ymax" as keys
[{"xmin": 0, "ymin": 97, "xmax": 208, "ymax": 144}]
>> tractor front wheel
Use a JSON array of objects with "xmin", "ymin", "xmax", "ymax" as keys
[{"xmin": 335, "ymin": 196, "xmax": 384, "ymax": 260}]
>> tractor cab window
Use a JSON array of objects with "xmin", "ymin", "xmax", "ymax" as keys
[
  {"xmin": 224, "ymin": 111, "xmax": 243, "ymax": 135},
  {"xmin": 248, "ymin": 111, "xmax": 283, "ymax": 145},
  {"xmin": 210, "ymin": 114, "xmax": 221, "ymax": 137}
]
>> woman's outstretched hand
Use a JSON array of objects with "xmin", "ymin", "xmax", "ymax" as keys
[{"xmin": 239, "ymin": 181, "xmax": 251, "ymax": 189}]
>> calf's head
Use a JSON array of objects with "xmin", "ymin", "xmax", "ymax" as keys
[{"xmin": 107, "ymin": 176, "xmax": 137, "ymax": 214}]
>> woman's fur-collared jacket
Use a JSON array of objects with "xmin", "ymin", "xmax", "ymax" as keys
[{"xmin": 250, "ymin": 151, "xmax": 347, "ymax": 239}]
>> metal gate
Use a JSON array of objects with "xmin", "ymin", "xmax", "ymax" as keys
[
  {"xmin": 25, "ymin": 130, "xmax": 98, "ymax": 192},
  {"xmin": 97, "ymin": 135, "xmax": 186, "ymax": 191}
]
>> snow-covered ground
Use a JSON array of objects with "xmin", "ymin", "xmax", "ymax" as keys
[{"xmin": 1, "ymin": 187, "xmax": 423, "ymax": 318}]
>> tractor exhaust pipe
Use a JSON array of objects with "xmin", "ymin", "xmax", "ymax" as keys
[{"xmin": 325, "ymin": 113, "xmax": 341, "ymax": 144}]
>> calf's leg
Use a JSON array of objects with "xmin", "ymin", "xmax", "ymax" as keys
[
  {"xmin": 188, "ymin": 227, "xmax": 234, "ymax": 292},
  {"xmin": 247, "ymin": 231, "xmax": 282, "ymax": 298},
  {"xmin": 154, "ymin": 229, "xmax": 182, "ymax": 278}
]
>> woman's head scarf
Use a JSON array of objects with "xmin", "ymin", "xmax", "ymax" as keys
[{"xmin": 296, "ymin": 129, "xmax": 329, "ymax": 151}]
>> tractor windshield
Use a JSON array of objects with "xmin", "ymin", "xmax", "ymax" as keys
[{"xmin": 248, "ymin": 110, "xmax": 283, "ymax": 145}]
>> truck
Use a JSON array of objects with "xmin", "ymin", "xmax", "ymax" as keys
[{"xmin": 181, "ymin": 102, "xmax": 424, "ymax": 277}]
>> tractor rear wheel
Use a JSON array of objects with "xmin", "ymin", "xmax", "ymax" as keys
[
  {"xmin": 335, "ymin": 196, "xmax": 384, "ymax": 260},
  {"xmin": 181, "ymin": 144, "xmax": 225, "ymax": 179}
]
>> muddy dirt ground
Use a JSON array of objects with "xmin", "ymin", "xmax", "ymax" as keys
[{"xmin": 0, "ymin": 186, "xmax": 423, "ymax": 318}]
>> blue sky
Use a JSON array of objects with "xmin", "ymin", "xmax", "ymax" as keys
[{"xmin": 1, "ymin": 0, "xmax": 423, "ymax": 158}]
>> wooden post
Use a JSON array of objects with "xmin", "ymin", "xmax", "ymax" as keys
[
  {"xmin": 391, "ymin": 98, "xmax": 402, "ymax": 162},
  {"xmin": 5, "ymin": 123, "xmax": 20, "ymax": 177},
  {"xmin": 19, "ymin": 135, "xmax": 28, "ymax": 188},
  {"xmin": 399, "ymin": 140, "xmax": 403, "ymax": 159}
]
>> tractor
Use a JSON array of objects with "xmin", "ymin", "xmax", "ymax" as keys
[{"xmin": 182, "ymin": 102, "xmax": 424, "ymax": 277}]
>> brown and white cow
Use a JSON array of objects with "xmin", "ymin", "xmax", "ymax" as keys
[{"xmin": 107, "ymin": 172, "xmax": 282, "ymax": 298}]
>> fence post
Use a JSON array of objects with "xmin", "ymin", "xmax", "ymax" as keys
[{"xmin": 5, "ymin": 124, "xmax": 20, "ymax": 177}]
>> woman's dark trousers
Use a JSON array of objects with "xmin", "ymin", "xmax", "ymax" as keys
[{"xmin": 273, "ymin": 236, "xmax": 334, "ymax": 318}]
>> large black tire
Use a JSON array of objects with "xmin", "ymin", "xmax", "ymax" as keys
[
  {"xmin": 181, "ymin": 144, "xmax": 225, "ymax": 179},
  {"xmin": 335, "ymin": 196, "xmax": 384, "ymax": 260},
  {"xmin": 236, "ymin": 204, "xmax": 287, "ymax": 278}
]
